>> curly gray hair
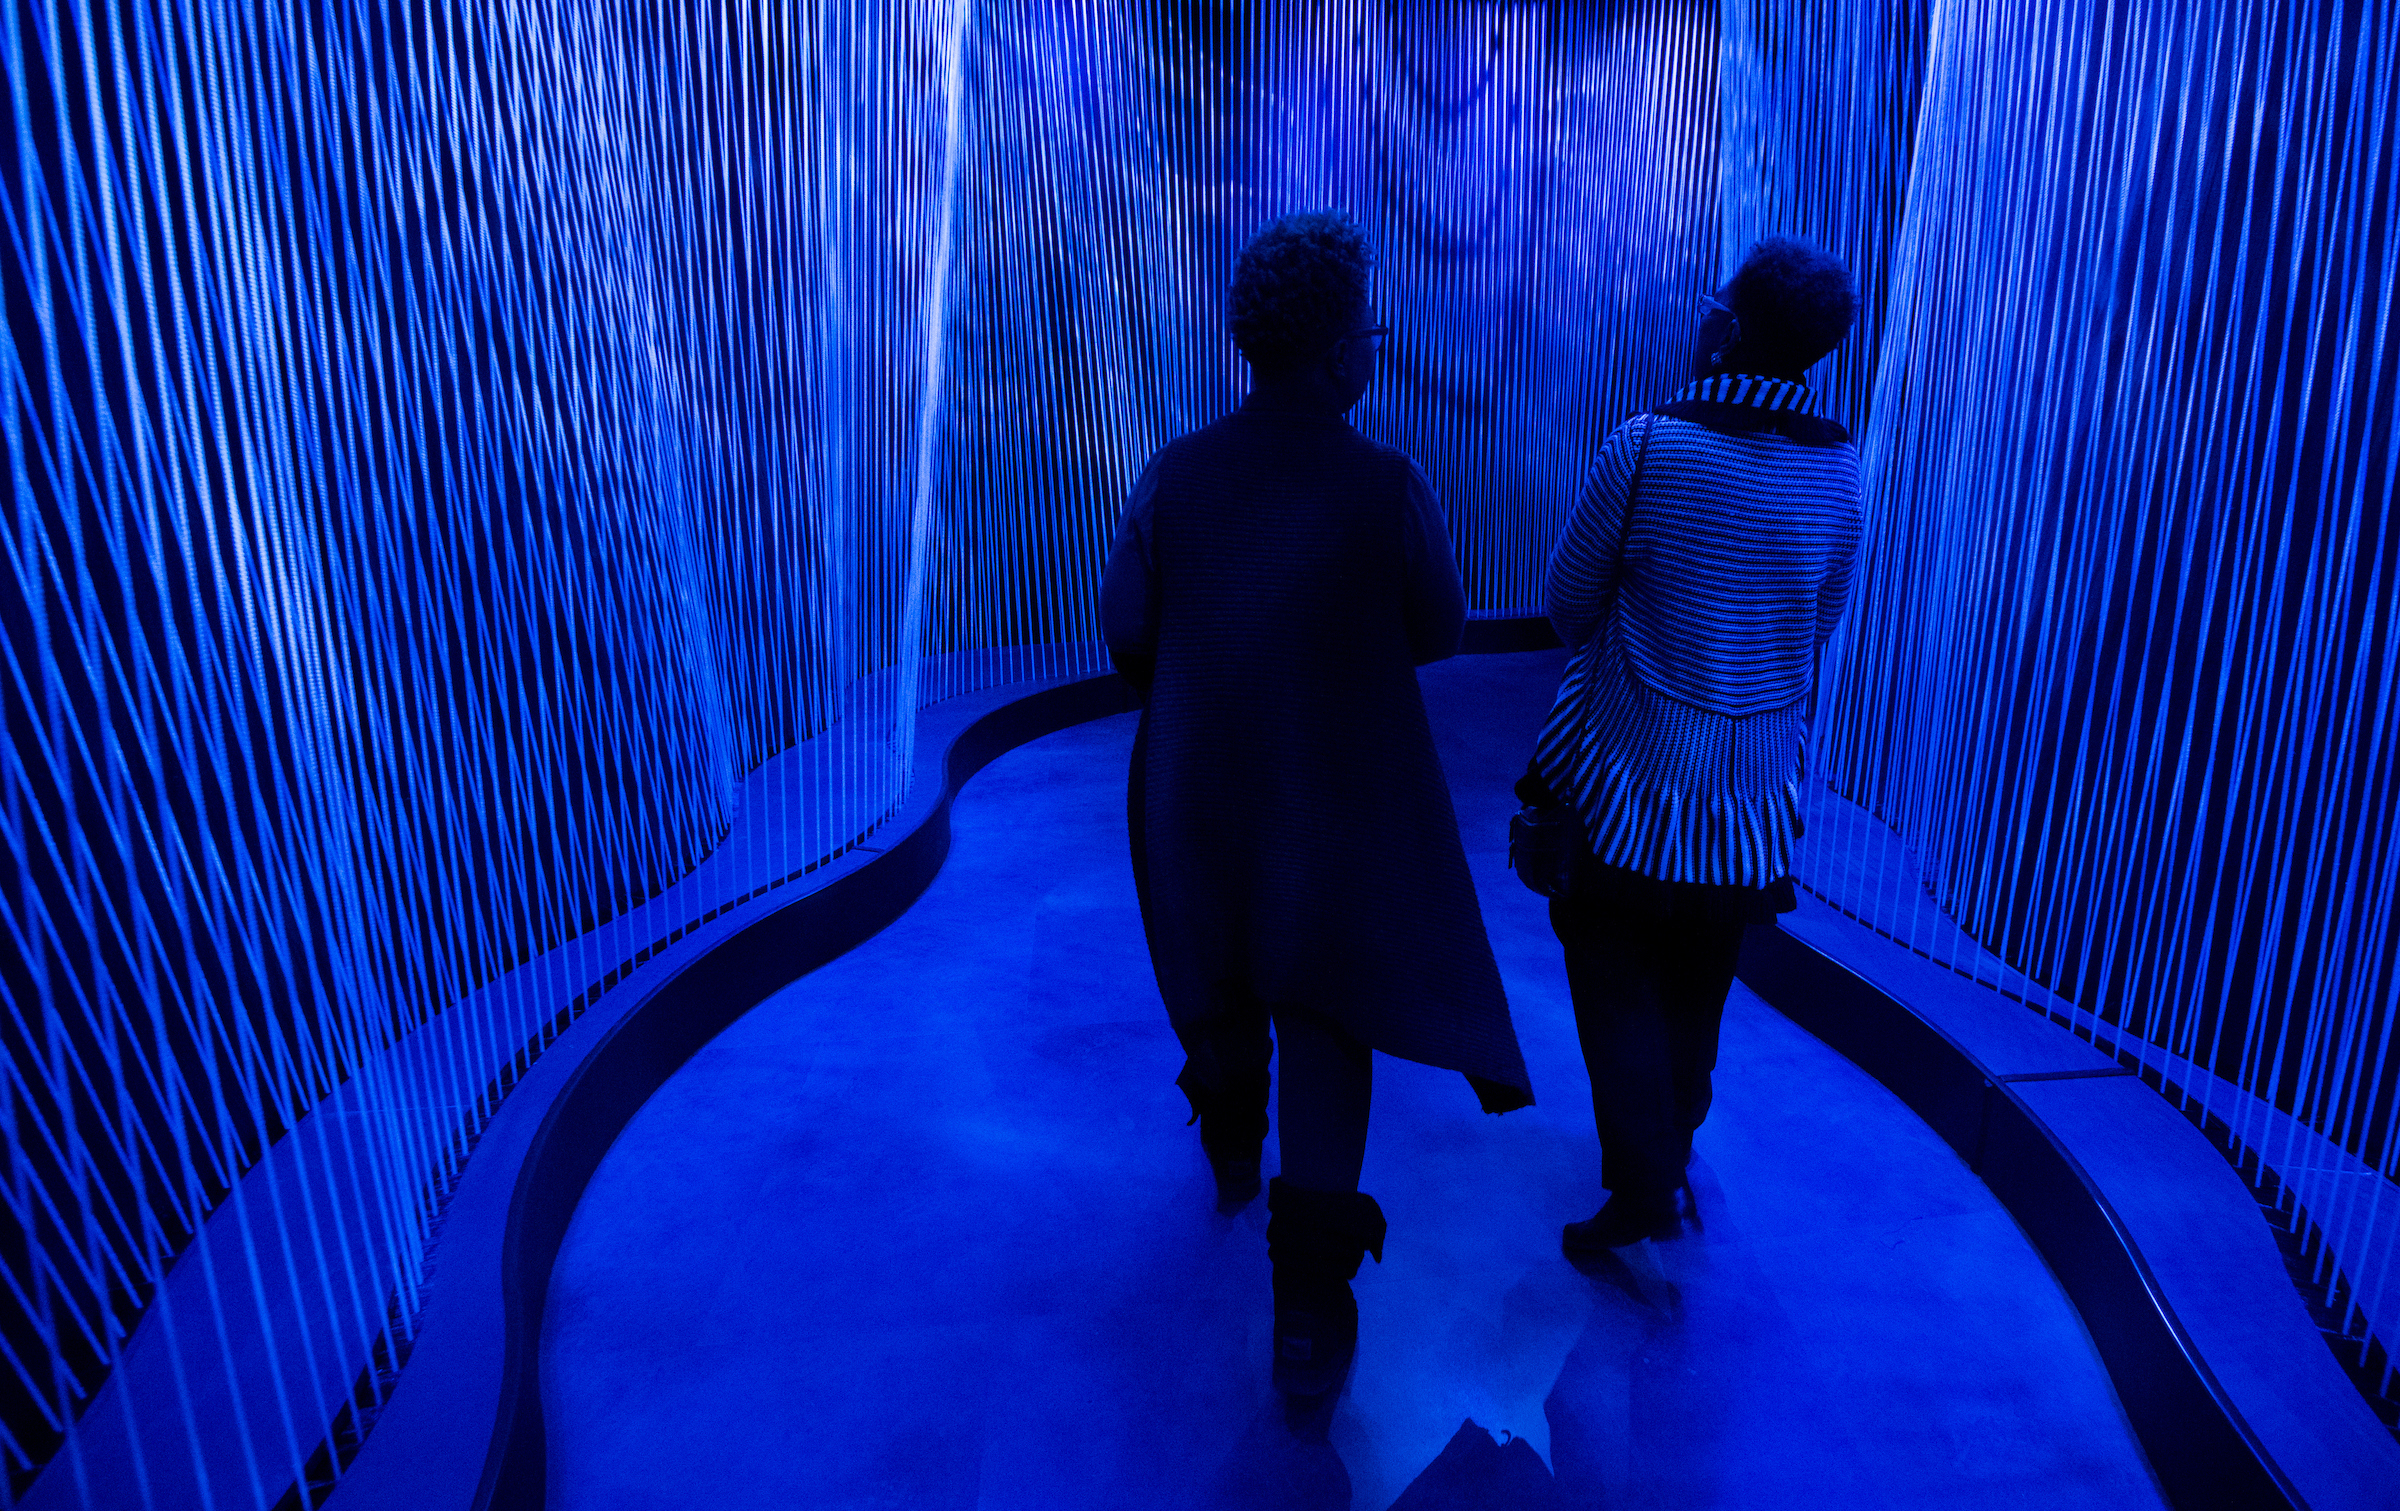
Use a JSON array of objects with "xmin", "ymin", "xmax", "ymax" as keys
[{"xmin": 1228, "ymin": 210, "xmax": 1373, "ymax": 375}]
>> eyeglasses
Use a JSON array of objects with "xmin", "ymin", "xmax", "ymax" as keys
[
  {"xmin": 1344, "ymin": 325, "xmax": 1390, "ymax": 353},
  {"xmin": 1696, "ymin": 295, "xmax": 1741, "ymax": 365}
]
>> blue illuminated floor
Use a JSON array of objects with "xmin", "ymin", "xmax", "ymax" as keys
[{"xmin": 542, "ymin": 653, "xmax": 2168, "ymax": 1510}]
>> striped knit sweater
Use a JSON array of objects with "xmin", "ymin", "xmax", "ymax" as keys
[{"xmin": 1533, "ymin": 374, "xmax": 1865, "ymax": 887}]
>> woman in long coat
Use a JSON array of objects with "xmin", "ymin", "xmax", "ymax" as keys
[
  {"xmin": 1100, "ymin": 210, "xmax": 1532, "ymax": 1399},
  {"xmin": 1531, "ymin": 235, "xmax": 1866, "ymax": 1250}
]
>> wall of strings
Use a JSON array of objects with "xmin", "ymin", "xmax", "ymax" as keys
[
  {"xmin": 4, "ymin": 0, "xmax": 2394, "ymax": 1503},
  {"xmin": 1799, "ymin": 0, "xmax": 2400, "ymax": 1419}
]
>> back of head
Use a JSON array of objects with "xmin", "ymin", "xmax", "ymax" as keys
[
  {"xmin": 1720, "ymin": 236, "xmax": 1857, "ymax": 378},
  {"xmin": 1229, "ymin": 210, "xmax": 1373, "ymax": 376}
]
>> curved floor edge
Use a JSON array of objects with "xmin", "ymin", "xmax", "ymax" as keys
[
  {"xmin": 308, "ymin": 672, "xmax": 1136, "ymax": 1511},
  {"xmin": 479, "ymin": 674, "xmax": 1142, "ymax": 1509},
  {"xmin": 1739, "ymin": 907, "xmax": 2400, "ymax": 1511}
]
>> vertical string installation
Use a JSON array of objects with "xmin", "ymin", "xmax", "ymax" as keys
[
  {"xmin": 7, "ymin": 1, "xmax": 2399, "ymax": 1504},
  {"xmin": 1797, "ymin": 0, "xmax": 2400, "ymax": 1420}
]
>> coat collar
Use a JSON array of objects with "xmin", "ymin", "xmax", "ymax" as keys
[
  {"xmin": 1667, "ymin": 373, "xmax": 1823, "ymax": 414},
  {"xmin": 1655, "ymin": 373, "xmax": 1849, "ymax": 446}
]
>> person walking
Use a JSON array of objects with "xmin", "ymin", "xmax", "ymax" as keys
[
  {"xmin": 1100, "ymin": 209, "xmax": 1533, "ymax": 1399},
  {"xmin": 1530, "ymin": 235, "xmax": 1866, "ymax": 1251}
]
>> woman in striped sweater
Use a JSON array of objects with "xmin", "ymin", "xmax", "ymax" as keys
[{"xmin": 1531, "ymin": 236, "xmax": 1866, "ymax": 1251}]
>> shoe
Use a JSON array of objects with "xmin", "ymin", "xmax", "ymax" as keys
[
  {"xmin": 1266, "ymin": 1178, "xmax": 1387, "ymax": 1399},
  {"xmin": 1200, "ymin": 1106, "xmax": 1266, "ymax": 1211},
  {"xmin": 1182, "ymin": 1069, "xmax": 1270, "ymax": 1212},
  {"xmin": 1562, "ymin": 1183, "xmax": 1694, "ymax": 1253}
]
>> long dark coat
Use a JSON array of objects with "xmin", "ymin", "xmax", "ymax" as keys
[{"xmin": 1099, "ymin": 392, "xmax": 1533, "ymax": 1110}]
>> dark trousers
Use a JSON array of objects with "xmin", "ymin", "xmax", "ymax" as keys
[
  {"xmin": 1182, "ymin": 994, "xmax": 1372, "ymax": 1193},
  {"xmin": 1550, "ymin": 891, "xmax": 1746, "ymax": 1206}
]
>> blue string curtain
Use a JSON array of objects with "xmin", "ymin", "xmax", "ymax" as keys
[
  {"xmin": 1797, "ymin": 0, "xmax": 2400, "ymax": 1409},
  {"xmin": 1249, "ymin": 2, "xmax": 1725, "ymax": 614},
  {"xmin": 0, "ymin": 0, "xmax": 959, "ymax": 1497}
]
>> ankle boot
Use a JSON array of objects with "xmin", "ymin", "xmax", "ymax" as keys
[
  {"xmin": 1265, "ymin": 1178, "xmax": 1387, "ymax": 1398},
  {"xmin": 1184, "ymin": 1070, "xmax": 1270, "ymax": 1211},
  {"xmin": 1562, "ymin": 1179, "xmax": 1697, "ymax": 1253}
]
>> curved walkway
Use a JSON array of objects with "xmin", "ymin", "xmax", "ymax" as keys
[{"xmin": 543, "ymin": 652, "xmax": 2167, "ymax": 1510}]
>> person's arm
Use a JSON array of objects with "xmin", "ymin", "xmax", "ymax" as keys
[
  {"xmin": 1814, "ymin": 464, "xmax": 1867, "ymax": 647},
  {"xmin": 1400, "ymin": 459, "xmax": 1467, "ymax": 666},
  {"xmin": 1101, "ymin": 456, "xmax": 1165, "ymax": 696},
  {"xmin": 1545, "ymin": 416, "xmax": 1648, "ymax": 650}
]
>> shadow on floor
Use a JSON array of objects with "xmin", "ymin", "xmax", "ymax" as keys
[
  {"xmin": 1197, "ymin": 1399, "xmax": 1351, "ymax": 1510},
  {"xmin": 1203, "ymin": 1395, "xmax": 1566, "ymax": 1511},
  {"xmin": 1386, "ymin": 1419, "xmax": 1567, "ymax": 1509}
]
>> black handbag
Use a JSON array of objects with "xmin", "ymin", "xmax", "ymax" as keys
[{"xmin": 1507, "ymin": 771, "xmax": 1581, "ymax": 899}]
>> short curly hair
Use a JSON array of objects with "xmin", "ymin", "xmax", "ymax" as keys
[
  {"xmin": 1720, "ymin": 236, "xmax": 1857, "ymax": 376},
  {"xmin": 1228, "ymin": 210, "xmax": 1373, "ymax": 375}
]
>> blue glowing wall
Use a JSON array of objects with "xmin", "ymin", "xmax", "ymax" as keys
[{"xmin": 1807, "ymin": 0, "xmax": 2400, "ymax": 1385}]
